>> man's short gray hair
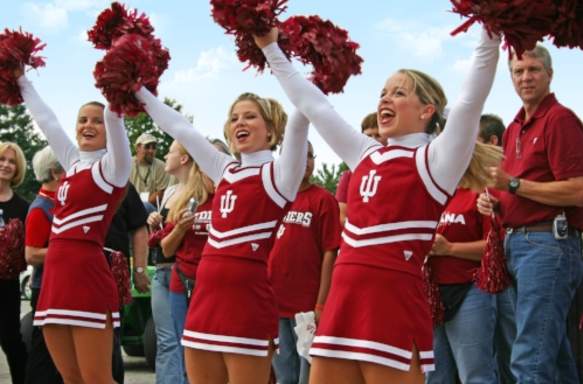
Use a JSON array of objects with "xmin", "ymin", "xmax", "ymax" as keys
[
  {"xmin": 508, "ymin": 44, "xmax": 553, "ymax": 72},
  {"xmin": 32, "ymin": 146, "xmax": 63, "ymax": 183}
]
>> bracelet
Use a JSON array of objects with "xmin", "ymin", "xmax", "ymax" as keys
[{"xmin": 315, "ymin": 303, "xmax": 325, "ymax": 311}]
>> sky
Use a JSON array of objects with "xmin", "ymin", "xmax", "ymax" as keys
[{"xmin": 2, "ymin": 0, "xmax": 582, "ymax": 168}]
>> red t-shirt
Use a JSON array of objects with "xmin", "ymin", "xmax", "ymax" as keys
[
  {"xmin": 429, "ymin": 188, "xmax": 490, "ymax": 284},
  {"xmin": 268, "ymin": 185, "xmax": 341, "ymax": 317},
  {"xmin": 168, "ymin": 197, "xmax": 213, "ymax": 293},
  {"xmin": 25, "ymin": 189, "xmax": 55, "ymax": 247},
  {"xmin": 500, "ymin": 93, "xmax": 583, "ymax": 229},
  {"xmin": 335, "ymin": 170, "xmax": 351, "ymax": 204}
]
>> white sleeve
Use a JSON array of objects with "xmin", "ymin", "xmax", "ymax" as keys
[
  {"xmin": 428, "ymin": 29, "xmax": 500, "ymax": 194},
  {"xmin": 100, "ymin": 107, "xmax": 131, "ymax": 187},
  {"xmin": 17, "ymin": 75, "xmax": 78, "ymax": 169},
  {"xmin": 273, "ymin": 110, "xmax": 309, "ymax": 201},
  {"xmin": 262, "ymin": 43, "xmax": 380, "ymax": 170},
  {"xmin": 135, "ymin": 87, "xmax": 234, "ymax": 184}
]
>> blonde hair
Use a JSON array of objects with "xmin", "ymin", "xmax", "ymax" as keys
[
  {"xmin": 0, "ymin": 141, "xmax": 27, "ymax": 187},
  {"xmin": 459, "ymin": 141, "xmax": 504, "ymax": 191},
  {"xmin": 397, "ymin": 69, "xmax": 447, "ymax": 134},
  {"xmin": 167, "ymin": 142, "xmax": 213, "ymax": 224},
  {"xmin": 223, "ymin": 93, "xmax": 287, "ymax": 155}
]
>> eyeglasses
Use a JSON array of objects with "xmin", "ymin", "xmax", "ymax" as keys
[{"xmin": 144, "ymin": 143, "xmax": 157, "ymax": 150}]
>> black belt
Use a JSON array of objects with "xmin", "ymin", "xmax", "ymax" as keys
[{"xmin": 506, "ymin": 222, "xmax": 553, "ymax": 234}]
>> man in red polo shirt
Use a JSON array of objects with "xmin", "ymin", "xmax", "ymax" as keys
[{"xmin": 478, "ymin": 45, "xmax": 583, "ymax": 383}]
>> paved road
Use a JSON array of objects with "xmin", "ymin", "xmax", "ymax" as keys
[{"xmin": 0, "ymin": 300, "xmax": 155, "ymax": 384}]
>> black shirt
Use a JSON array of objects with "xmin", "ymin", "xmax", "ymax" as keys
[
  {"xmin": 0, "ymin": 191, "xmax": 29, "ymax": 226},
  {"xmin": 104, "ymin": 183, "xmax": 148, "ymax": 258}
]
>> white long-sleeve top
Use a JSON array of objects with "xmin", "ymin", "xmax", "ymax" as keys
[
  {"xmin": 17, "ymin": 76, "xmax": 131, "ymax": 187},
  {"xmin": 262, "ymin": 28, "xmax": 500, "ymax": 194},
  {"xmin": 135, "ymin": 87, "xmax": 309, "ymax": 202}
]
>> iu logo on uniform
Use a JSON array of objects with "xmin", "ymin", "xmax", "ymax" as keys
[
  {"xmin": 359, "ymin": 169, "xmax": 381, "ymax": 203},
  {"xmin": 219, "ymin": 190, "xmax": 237, "ymax": 218},
  {"xmin": 57, "ymin": 181, "xmax": 71, "ymax": 206}
]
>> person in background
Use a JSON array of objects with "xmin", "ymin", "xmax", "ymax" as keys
[
  {"xmin": 0, "ymin": 141, "xmax": 29, "ymax": 384},
  {"xmin": 335, "ymin": 112, "xmax": 386, "ymax": 225},
  {"xmin": 269, "ymin": 141, "xmax": 341, "ymax": 384},
  {"xmin": 478, "ymin": 114, "xmax": 505, "ymax": 146},
  {"xmin": 24, "ymin": 146, "xmax": 65, "ymax": 384},
  {"xmin": 130, "ymin": 132, "xmax": 171, "ymax": 211},
  {"xmin": 478, "ymin": 44, "xmax": 583, "ymax": 383}
]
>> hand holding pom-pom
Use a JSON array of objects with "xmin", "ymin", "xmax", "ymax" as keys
[
  {"xmin": 94, "ymin": 34, "xmax": 170, "ymax": 116},
  {"xmin": 0, "ymin": 29, "xmax": 46, "ymax": 105},
  {"xmin": 211, "ymin": 0, "xmax": 287, "ymax": 37}
]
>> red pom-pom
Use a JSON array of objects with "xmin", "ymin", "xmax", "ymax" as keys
[
  {"xmin": 0, "ymin": 29, "xmax": 46, "ymax": 105},
  {"xmin": 87, "ymin": 1, "xmax": 154, "ymax": 50},
  {"xmin": 280, "ymin": 16, "xmax": 363, "ymax": 94},
  {"xmin": 94, "ymin": 33, "xmax": 170, "ymax": 117},
  {"xmin": 211, "ymin": 0, "xmax": 287, "ymax": 36},
  {"xmin": 109, "ymin": 250, "xmax": 132, "ymax": 305},
  {"xmin": 0, "ymin": 219, "xmax": 26, "ymax": 280},
  {"xmin": 473, "ymin": 215, "xmax": 511, "ymax": 293},
  {"xmin": 147, "ymin": 223, "xmax": 174, "ymax": 247},
  {"xmin": 423, "ymin": 257, "xmax": 445, "ymax": 325},
  {"xmin": 450, "ymin": 0, "xmax": 558, "ymax": 57},
  {"xmin": 552, "ymin": 0, "xmax": 583, "ymax": 49}
]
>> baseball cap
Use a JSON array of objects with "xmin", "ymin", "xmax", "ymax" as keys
[{"xmin": 136, "ymin": 133, "xmax": 157, "ymax": 146}]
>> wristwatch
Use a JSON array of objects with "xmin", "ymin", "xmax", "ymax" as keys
[
  {"xmin": 508, "ymin": 177, "xmax": 521, "ymax": 194},
  {"xmin": 134, "ymin": 266, "xmax": 146, "ymax": 274}
]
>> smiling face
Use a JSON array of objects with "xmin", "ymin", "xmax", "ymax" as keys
[
  {"xmin": 75, "ymin": 104, "xmax": 106, "ymax": 151},
  {"xmin": 377, "ymin": 73, "xmax": 432, "ymax": 139},
  {"xmin": 0, "ymin": 148, "xmax": 17, "ymax": 184},
  {"xmin": 228, "ymin": 100, "xmax": 271, "ymax": 154}
]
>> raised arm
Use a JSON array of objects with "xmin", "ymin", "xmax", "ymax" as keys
[
  {"xmin": 429, "ymin": 29, "xmax": 500, "ymax": 194},
  {"xmin": 260, "ymin": 36, "xmax": 379, "ymax": 170},
  {"xmin": 135, "ymin": 87, "xmax": 234, "ymax": 184},
  {"xmin": 273, "ymin": 110, "xmax": 309, "ymax": 201},
  {"xmin": 100, "ymin": 107, "xmax": 131, "ymax": 187},
  {"xmin": 17, "ymin": 75, "xmax": 78, "ymax": 169}
]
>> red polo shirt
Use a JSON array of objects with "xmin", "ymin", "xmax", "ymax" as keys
[{"xmin": 500, "ymin": 93, "xmax": 583, "ymax": 229}]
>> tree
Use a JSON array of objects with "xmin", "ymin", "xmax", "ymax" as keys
[
  {"xmin": 124, "ymin": 98, "xmax": 191, "ymax": 160},
  {"xmin": 0, "ymin": 104, "xmax": 47, "ymax": 202},
  {"xmin": 311, "ymin": 161, "xmax": 348, "ymax": 194}
]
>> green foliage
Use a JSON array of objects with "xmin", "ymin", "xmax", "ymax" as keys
[
  {"xmin": 0, "ymin": 104, "xmax": 47, "ymax": 202},
  {"xmin": 311, "ymin": 162, "xmax": 348, "ymax": 194},
  {"xmin": 125, "ymin": 98, "xmax": 191, "ymax": 160}
]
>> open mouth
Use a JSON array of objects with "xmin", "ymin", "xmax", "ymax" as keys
[
  {"xmin": 378, "ymin": 108, "xmax": 395, "ymax": 125},
  {"xmin": 235, "ymin": 129, "xmax": 250, "ymax": 141}
]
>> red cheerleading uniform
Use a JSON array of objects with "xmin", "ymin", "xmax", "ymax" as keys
[
  {"xmin": 268, "ymin": 185, "xmax": 341, "ymax": 317},
  {"xmin": 311, "ymin": 145, "xmax": 450, "ymax": 372},
  {"xmin": 182, "ymin": 162, "xmax": 290, "ymax": 356},
  {"xmin": 169, "ymin": 196, "xmax": 213, "ymax": 293},
  {"xmin": 429, "ymin": 188, "xmax": 490, "ymax": 285},
  {"xmin": 33, "ymin": 160, "xmax": 125, "ymax": 329}
]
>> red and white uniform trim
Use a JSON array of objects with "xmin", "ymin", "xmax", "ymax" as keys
[
  {"xmin": 311, "ymin": 336, "xmax": 435, "ymax": 372},
  {"xmin": 33, "ymin": 309, "xmax": 120, "ymax": 329},
  {"xmin": 182, "ymin": 330, "xmax": 279, "ymax": 357},
  {"xmin": 342, "ymin": 219, "xmax": 438, "ymax": 248},
  {"xmin": 51, "ymin": 204, "xmax": 107, "ymax": 234},
  {"xmin": 208, "ymin": 220, "xmax": 278, "ymax": 249}
]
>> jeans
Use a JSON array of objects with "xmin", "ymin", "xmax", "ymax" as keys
[
  {"xmin": 495, "ymin": 288, "xmax": 515, "ymax": 384},
  {"xmin": 169, "ymin": 291, "xmax": 188, "ymax": 384},
  {"xmin": 272, "ymin": 318, "xmax": 310, "ymax": 384},
  {"xmin": 151, "ymin": 267, "xmax": 184, "ymax": 384},
  {"xmin": 499, "ymin": 230, "xmax": 583, "ymax": 383},
  {"xmin": 425, "ymin": 285, "xmax": 498, "ymax": 384}
]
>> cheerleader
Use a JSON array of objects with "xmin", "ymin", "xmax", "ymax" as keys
[
  {"xmin": 16, "ymin": 71, "xmax": 131, "ymax": 383},
  {"xmin": 134, "ymin": 87, "xmax": 309, "ymax": 383},
  {"xmin": 254, "ymin": 26, "xmax": 500, "ymax": 384}
]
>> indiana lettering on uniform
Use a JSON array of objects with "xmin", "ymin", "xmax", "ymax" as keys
[
  {"xmin": 282, "ymin": 210, "xmax": 313, "ymax": 227},
  {"xmin": 439, "ymin": 211, "xmax": 466, "ymax": 225}
]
